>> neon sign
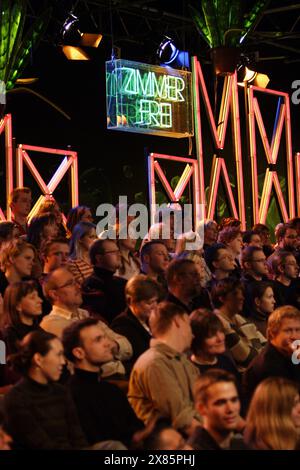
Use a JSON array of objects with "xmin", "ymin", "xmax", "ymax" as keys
[{"xmin": 106, "ymin": 59, "xmax": 193, "ymax": 138}]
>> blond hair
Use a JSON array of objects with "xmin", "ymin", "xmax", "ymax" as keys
[
  {"xmin": 0, "ymin": 239, "xmax": 36, "ymax": 272},
  {"xmin": 267, "ymin": 305, "xmax": 300, "ymax": 340},
  {"xmin": 245, "ymin": 377, "xmax": 299, "ymax": 450}
]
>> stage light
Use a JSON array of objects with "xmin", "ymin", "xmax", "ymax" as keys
[
  {"xmin": 237, "ymin": 66, "xmax": 269, "ymax": 88},
  {"xmin": 60, "ymin": 12, "xmax": 102, "ymax": 60},
  {"xmin": 157, "ymin": 36, "xmax": 189, "ymax": 68}
]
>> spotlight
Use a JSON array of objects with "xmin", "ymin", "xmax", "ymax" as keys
[
  {"xmin": 157, "ymin": 36, "xmax": 189, "ymax": 69},
  {"xmin": 60, "ymin": 12, "xmax": 102, "ymax": 60},
  {"xmin": 237, "ymin": 65, "xmax": 270, "ymax": 88}
]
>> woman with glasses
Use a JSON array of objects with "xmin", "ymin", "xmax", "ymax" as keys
[{"xmin": 67, "ymin": 222, "xmax": 97, "ymax": 285}]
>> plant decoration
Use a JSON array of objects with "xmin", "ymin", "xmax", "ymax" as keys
[
  {"xmin": 189, "ymin": 0, "xmax": 271, "ymax": 49},
  {"xmin": 0, "ymin": 0, "xmax": 70, "ymax": 120}
]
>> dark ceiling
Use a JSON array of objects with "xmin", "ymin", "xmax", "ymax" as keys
[{"xmin": 27, "ymin": 0, "xmax": 300, "ymax": 66}]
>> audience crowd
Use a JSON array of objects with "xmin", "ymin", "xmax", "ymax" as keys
[{"xmin": 0, "ymin": 187, "xmax": 300, "ymax": 450}]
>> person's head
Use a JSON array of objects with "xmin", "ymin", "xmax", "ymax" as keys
[
  {"xmin": 41, "ymin": 238, "xmax": 70, "ymax": 272},
  {"xmin": 2, "ymin": 281, "xmax": 42, "ymax": 328},
  {"xmin": 66, "ymin": 205, "xmax": 93, "ymax": 234},
  {"xmin": 0, "ymin": 238, "xmax": 36, "ymax": 278},
  {"xmin": 204, "ymin": 243, "xmax": 235, "ymax": 275},
  {"xmin": 149, "ymin": 301, "xmax": 192, "ymax": 352},
  {"xmin": 146, "ymin": 222, "xmax": 176, "ymax": 253},
  {"xmin": 241, "ymin": 246, "xmax": 268, "ymax": 278},
  {"xmin": 0, "ymin": 221, "xmax": 18, "ymax": 247},
  {"xmin": 245, "ymin": 377, "xmax": 300, "ymax": 450},
  {"xmin": 69, "ymin": 222, "xmax": 96, "ymax": 260},
  {"xmin": 9, "ymin": 187, "xmax": 31, "ymax": 218},
  {"xmin": 218, "ymin": 227, "xmax": 243, "ymax": 257},
  {"xmin": 37, "ymin": 197, "xmax": 63, "ymax": 225},
  {"xmin": 140, "ymin": 240, "xmax": 170, "ymax": 275},
  {"xmin": 251, "ymin": 281, "xmax": 275, "ymax": 315},
  {"xmin": 176, "ymin": 251, "xmax": 207, "ymax": 285},
  {"xmin": 290, "ymin": 217, "xmax": 300, "ymax": 236},
  {"xmin": 9, "ymin": 330, "xmax": 65, "ymax": 383},
  {"xmin": 43, "ymin": 268, "xmax": 82, "ymax": 309},
  {"xmin": 27, "ymin": 213, "xmax": 59, "ymax": 249},
  {"xmin": 270, "ymin": 251, "xmax": 299, "ymax": 280},
  {"xmin": 190, "ymin": 309, "xmax": 225, "ymax": 359},
  {"xmin": 166, "ymin": 258, "xmax": 201, "ymax": 298},
  {"xmin": 267, "ymin": 306, "xmax": 300, "ymax": 356},
  {"xmin": 125, "ymin": 275, "xmax": 162, "ymax": 322},
  {"xmin": 89, "ymin": 239, "xmax": 121, "ymax": 272},
  {"xmin": 62, "ymin": 317, "xmax": 113, "ymax": 369},
  {"xmin": 199, "ymin": 220, "xmax": 218, "ymax": 246},
  {"xmin": 252, "ymin": 223, "xmax": 271, "ymax": 246},
  {"xmin": 133, "ymin": 417, "xmax": 189, "ymax": 451},
  {"xmin": 218, "ymin": 217, "xmax": 241, "ymax": 231},
  {"xmin": 277, "ymin": 223, "xmax": 299, "ymax": 250},
  {"xmin": 242, "ymin": 230, "xmax": 262, "ymax": 248},
  {"xmin": 194, "ymin": 370, "xmax": 240, "ymax": 435},
  {"xmin": 212, "ymin": 279, "xmax": 244, "ymax": 314}
]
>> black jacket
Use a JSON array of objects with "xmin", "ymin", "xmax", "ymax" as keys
[
  {"xmin": 243, "ymin": 343, "xmax": 300, "ymax": 403},
  {"xmin": 4, "ymin": 377, "xmax": 87, "ymax": 449},
  {"xmin": 82, "ymin": 267, "xmax": 127, "ymax": 324},
  {"xmin": 111, "ymin": 308, "xmax": 151, "ymax": 374},
  {"xmin": 68, "ymin": 368, "xmax": 143, "ymax": 446}
]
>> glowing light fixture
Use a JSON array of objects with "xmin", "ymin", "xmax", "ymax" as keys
[
  {"xmin": 237, "ymin": 66, "xmax": 270, "ymax": 88},
  {"xmin": 157, "ymin": 36, "xmax": 189, "ymax": 69},
  {"xmin": 61, "ymin": 13, "xmax": 102, "ymax": 60}
]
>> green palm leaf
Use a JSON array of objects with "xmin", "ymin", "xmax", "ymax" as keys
[
  {"xmin": 202, "ymin": 0, "xmax": 221, "ymax": 48},
  {"xmin": 4, "ymin": 0, "xmax": 27, "ymax": 83},
  {"xmin": 6, "ymin": 6, "xmax": 52, "ymax": 90},
  {"xmin": 243, "ymin": 0, "xmax": 271, "ymax": 33},
  {"xmin": 189, "ymin": 4, "xmax": 212, "ymax": 47}
]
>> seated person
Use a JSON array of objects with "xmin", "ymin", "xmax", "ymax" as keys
[
  {"xmin": 63, "ymin": 318, "xmax": 143, "ymax": 447},
  {"xmin": 128, "ymin": 302, "xmax": 201, "ymax": 434},
  {"xmin": 82, "ymin": 239, "xmax": 127, "ymax": 323},
  {"xmin": 248, "ymin": 281, "xmax": 275, "ymax": 336},
  {"xmin": 166, "ymin": 259, "xmax": 212, "ymax": 313},
  {"xmin": 4, "ymin": 330, "xmax": 87, "ymax": 449},
  {"xmin": 189, "ymin": 309, "xmax": 240, "ymax": 381},
  {"xmin": 243, "ymin": 305, "xmax": 300, "ymax": 401},
  {"xmin": 212, "ymin": 279, "xmax": 266, "ymax": 370},
  {"xmin": 40, "ymin": 268, "xmax": 132, "ymax": 378},
  {"xmin": 111, "ymin": 275, "xmax": 162, "ymax": 374},
  {"xmin": 244, "ymin": 377, "xmax": 300, "ymax": 450},
  {"xmin": 67, "ymin": 222, "xmax": 96, "ymax": 285},
  {"xmin": 188, "ymin": 369, "xmax": 245, "ymax": 450},
  {"xmin": 140, "ymin": 240, "xmax": 169, "ymax": 290},
  {"xmin": 1, "ymin": 281, "xmax": 43, "ymax": 355},
  {"xmin": 0, "ymin": 239, "xmax": 36, "ymax": 296}
]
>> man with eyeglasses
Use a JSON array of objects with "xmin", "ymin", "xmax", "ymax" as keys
[
  {"xmin": 40, "ymin": 267, "xmax": 132, "ymax": 378},
  {"xmin": 166, "ymin": 258, "xmax": 212, "ymax": 313},
  {"xmin": 240, "ymin": 246, "xmax": 271, "ymax": 317},
  {"xmin": 82, "ymin": 239, "xmax": 127, "ymax": 324}
]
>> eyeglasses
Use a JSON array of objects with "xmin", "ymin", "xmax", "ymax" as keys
[
  {"xmin": 252, "ymin": 258, "xmax": 267, "ymax": 263},
  {"xmin": 54, "ymin": 278, "xmax": 77, "ymax": 289},
  {"xmin": 103, "ymin": 249, "xmax": 120, "ymax": 255}
]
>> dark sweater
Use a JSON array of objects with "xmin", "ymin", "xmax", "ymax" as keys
[
  {"xmin": 4, "ymin": 376, "xmax": 87, "ymax": 449},
  {"xmin": 111, "ymin": 308, "xmax": 151, "ymax": 374},
  {"xmin": 68, "ymin": 368, "xmax": 143, "ymax": 446},
  {"xmin": 82, "ymin": 267, "xmax": 127, "ymax": 324},
  {"xmin": 243, "ymin": 343, "xmax": 300, "ymax": 402}
]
